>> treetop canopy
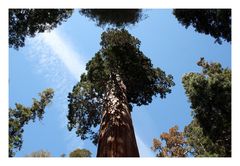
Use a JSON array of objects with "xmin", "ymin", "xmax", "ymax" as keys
[{"xmin": 80, "ymin": 9, "xmax": 143, "ymax": 27}]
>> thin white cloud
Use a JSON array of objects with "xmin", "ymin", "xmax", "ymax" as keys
[
  {"xmin": 136, "ymin": 134, "xmax": 155, "ymax": 157},
  {"xmin": 41, "ymin": 31, "xmax": 85, "ymax": 81},
  {"xmin": 27, "ymin": 30, "xmax": 85, "ymax": 125},
  {"xmin": 25, "ymin": 30, "xmax": 86, "ymax": 153}
]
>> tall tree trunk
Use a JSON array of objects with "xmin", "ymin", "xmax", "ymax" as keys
[{"xmin": 97, "ymin": 74, "xmax": 139, "ymax": 157}]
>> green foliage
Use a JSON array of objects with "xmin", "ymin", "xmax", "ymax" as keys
[
  {"xmin": 173, "ymin": 9, "xmax": 231, "ymax": 44},
  {"xmin": 182, "ymin": 58, "xmax": 231, "ymax": 156},
  {"xmin": 152, "ymin": 121, "xmax": 226, "ymax": 157},
  {"xmin": 184, "ymin": 119, "xmax": 226, "ymax": 157},
  {"xmin": 9, "ymin": 88, "xmax": 54, "ymax": 157},
  {"xmin": 25, "ymin": 150, "xmax": 52, "ymax": 157},
  {"xmin": 9, "ymin": 9, "xmax": 73, "ymax": 49},
  {"xmin": 152, "ymin": 126, "xmax": 189, "ymax": 157},
  {"xmin": 69, "ymin": 148, "xmax": 92, "ymax": 157},
  {"xmin": 80, "ymin": 9, "xmax": 143, "ymax": 27},
  {"xmin": 67, "ymin": 29, "xmax": 175, "ymax": 145}
]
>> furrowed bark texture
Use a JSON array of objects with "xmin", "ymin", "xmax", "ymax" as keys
[{"xmin": 97, "ymin": 74, "xmax": 139, "ymax": 157}]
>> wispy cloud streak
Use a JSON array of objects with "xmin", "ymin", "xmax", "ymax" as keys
[
  {"xmin": 26, "ymin": 30, "xmax": 86, "ymax": 153},
  {"xmin": 136, "ymin": 134, "xmax": 155, "ymax": 157},
  {"xmin": 41, "ymin": 31, "xmax": 85, "ymax": 81}
]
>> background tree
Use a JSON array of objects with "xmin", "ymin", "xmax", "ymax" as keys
[
  {"xmin": 9, "ymin": 9, "xmax": 73, "ymax": 49},
  {"xmin": 69, "ymin": 148, "xmax": 92, "ymax": 157},
  {"xmin": 152, "ymin": 121, "xmax": 225, "ymax": 157},
  {"xmin": 67, "ymin": 29, "xmax": 174, "ymax": 157},
  {"xmin": 173, "ymin": 9, "xmax": 231, "ymax": 44},
  {"xmin": 182, "ymin": 58, "xmax": 231, "ymax": 156},
  {"xmin": 25, "ymin": 150, "xmax": 51, "ymax": 157},
  {"xmin": 9, "ymin": 88, "xmax": 54, "ymax": 157},
  {"xmin": 152, "ymin": 125, "xmax": 189, "ymax": 157},
  {"xmin": 79, "ymin": 9, "xmax": 143, "ymax": 27},
  {"xmin": 184, "ymin": 119, "xmax": 226, "ymax": 157}
]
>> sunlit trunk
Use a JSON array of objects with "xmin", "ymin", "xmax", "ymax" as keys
[{"xmin": 97, "ymin": 74, "xmax": 139, "ymax": 157}]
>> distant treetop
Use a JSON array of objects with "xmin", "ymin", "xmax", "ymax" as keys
[
  {"xmin": 25, "ymin": 150, "xmax": 52, "ymax": 157},
  {"xmin": 79, "ymin": 9, "xmax": 144, "ymax": 27},
  {"xmin": 69, "ymin": 148, "xmax": 92, "ymax": 157}
]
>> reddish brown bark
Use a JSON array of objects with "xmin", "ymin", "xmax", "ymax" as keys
[{"xmin": 97, "ymin": 74, "xmax": 139, "ymax": 157}]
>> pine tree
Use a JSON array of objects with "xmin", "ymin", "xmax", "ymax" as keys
[
  {"xmin": 182, "ymin": 58, "xmax": 231, "ymax": 156},
  {"xmin": 9, "ymin": 88, "xmax": 54, "ymax": 157},
  {"xmin": 67, "ymin": 29, "xmax": 175, "ymax": 157}
]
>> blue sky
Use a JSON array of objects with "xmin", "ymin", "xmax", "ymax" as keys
[{"xmin": 9, "ymin": 9, "xmax": 231, "ymax": 157}]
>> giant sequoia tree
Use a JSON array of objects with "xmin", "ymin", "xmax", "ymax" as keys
[
  {"xmin": 67, "ymin": 29, "xmax": 174, "ymax": 157},
  {"xmin": 9, "ymin": 9, "xmax": 73, "ymax": 49},
  {"xmin": 182, "ymin": 58, "xmax": 231, "ymax": 156},
  {"xmin": 9, "ymin": 88, "xmax": 54, "ymax": 157},
  {"xmin": 173, "ymin": 9, "xmax": 231, "ymax": 44}
]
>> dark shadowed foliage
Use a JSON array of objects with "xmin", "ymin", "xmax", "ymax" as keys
[
  {"xmin": 9, "ymin": 9, "xmax": 73, "ymax": 49},
  {"xmin": 79, "ymin": 9, "xmax": 144, "ymax": 27},
  {"xmin": 173, "ymin": 9, "xmax": 231, "ymax": 44},
  {"xmin": 184, "ymin": 119, "xmax": 226, "ymax": 157}
]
